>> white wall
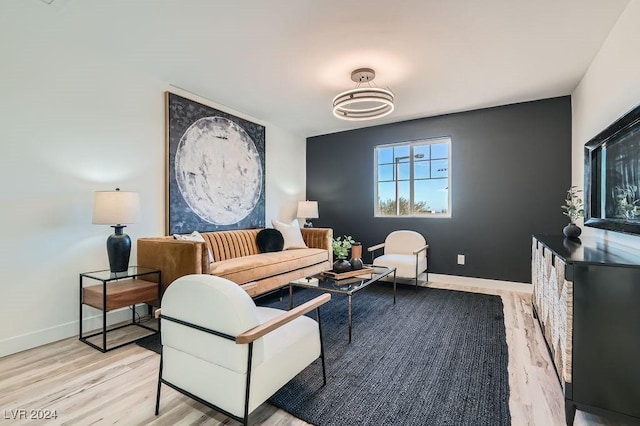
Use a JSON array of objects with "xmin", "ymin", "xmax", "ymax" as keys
[
  {"xmin": 0, "ymin": 7, "xmax": 305, "ymax": 357},
  {"xmin": 571, "ymin": 0, "xmax": 640, "ymax": 248}
]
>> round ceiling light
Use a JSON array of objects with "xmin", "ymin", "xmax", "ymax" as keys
[{"xmin": 332, "ymin": 68, "xmax": 395, "ymax": 121}]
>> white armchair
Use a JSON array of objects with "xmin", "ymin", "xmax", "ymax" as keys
[
  {"xmin": 155, "ymin": 274, "xmax": 330, "ymax": 425},
  {"xmin": 367, "ymin": 230, "xmax": 429, "ymax": 288}
]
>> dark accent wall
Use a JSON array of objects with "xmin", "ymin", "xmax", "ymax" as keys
[{"xmin": 306, "ymin": 96, "xmax": 571, "ymax": 283}]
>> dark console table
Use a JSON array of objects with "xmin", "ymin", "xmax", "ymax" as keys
[{"xmin": 531, "ymin": 235, "xmax": 640, "ymax": 425}]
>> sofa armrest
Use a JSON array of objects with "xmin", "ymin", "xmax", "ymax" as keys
[
  {"xmin": 301, "ymin": 227, "xmax": 333, "ymax": 261},
  {"xmin": 137, "ymin": 237, "xmax": 208, "ymax": 298}
]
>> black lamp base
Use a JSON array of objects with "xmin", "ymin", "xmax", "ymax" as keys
[
  {"xmin": 303, "ymin": 219, "xmax": 314, "ymax": 228},
  {"xmin": 106, "ymin": 225, "xmax": 131, "ymax": 273}
]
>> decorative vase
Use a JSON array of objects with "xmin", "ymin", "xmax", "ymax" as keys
[
  {"xmin": 350, "ymin": 243, "xmax": 363, "ymax": 270},
  {"xmin": 562, "ymin": 236, "xmax": 582, "ymax": 250},
  {"xmin": 333, "ymin": 259, "xmax": 352, "ymax": 273},
  {"xmin": 563, "ymin": 222, "xmax": 582, "ymax": 238}
]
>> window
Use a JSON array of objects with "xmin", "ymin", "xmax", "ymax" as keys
[{"xmin": 375, "ymin": 137, "xmax": 451, "ymax": 217}]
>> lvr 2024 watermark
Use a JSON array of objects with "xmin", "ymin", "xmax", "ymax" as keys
[{"xmin": 3, "ymin": 409, "xmax": 58, "ymax": 420}]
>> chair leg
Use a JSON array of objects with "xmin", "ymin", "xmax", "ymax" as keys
[
  {"xmin": 317, "ymin": 306, "xmax": 327, "ymax": 386},
  {"xmin": 243, "ymin": 342, "xmax": 254, "ymax": 426},
  {"xmin": 155, "ymin": 354, "xmax": 163, "ymax": 415}
]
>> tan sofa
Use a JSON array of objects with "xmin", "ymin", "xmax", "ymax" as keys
[{"xmin": 137, "ymin": 227, "xmax": 333, "ymax": 298}]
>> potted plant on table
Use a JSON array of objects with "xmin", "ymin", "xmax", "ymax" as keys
[
  {"xmin": 332, "ymin": 235, "xmax": 355, "ymax": 273},
  {"xmin": 561, "ymin": 186, "xmax": 584, "ymax": 239}
]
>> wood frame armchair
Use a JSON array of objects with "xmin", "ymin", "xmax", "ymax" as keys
[
  {"xmin": 368, "ymin": 230, "xmax": 429, "ymax": 288},
  {"xmin": 155, "ymin": 274, "xmax": 331, "ymax": 425}
]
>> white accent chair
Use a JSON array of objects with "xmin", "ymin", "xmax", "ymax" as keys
[
  {"xmin": 155, "ymin": 274, "xmax": 330, "ymax": 425},
  {"xmin": 367, "ymin": 230, "xmax": 429, "ymax": 288}
]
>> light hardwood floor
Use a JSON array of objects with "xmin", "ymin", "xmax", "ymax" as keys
[{"xmin": 0, "ymin": 281, "xmax": 628, "ymax": 425}]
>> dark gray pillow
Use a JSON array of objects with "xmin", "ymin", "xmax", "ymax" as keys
[{"xmin": 256, "ymin": 228, "xmax": 285, "ymax": 253}]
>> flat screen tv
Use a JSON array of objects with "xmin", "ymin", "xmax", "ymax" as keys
[{"xmin": 584, "ymin": 102, "xmax": 640, "ymax": 235}]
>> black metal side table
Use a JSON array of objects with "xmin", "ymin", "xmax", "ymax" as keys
[{"xmin": 79, "ymin": 266, "xmax": 160, "ymax": 352}]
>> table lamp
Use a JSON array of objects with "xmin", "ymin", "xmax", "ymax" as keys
[
  {"xmin": 297, "ymin": 200, "xmax": 319, "ymax": 228},
  {"xmin": 92, "ymin": 188, "xmax": 141, "ymax": 272}
]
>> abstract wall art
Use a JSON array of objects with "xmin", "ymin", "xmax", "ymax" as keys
[{"xmin": 165, "ymin": 92, "xmax": 265, "ymax": 235}]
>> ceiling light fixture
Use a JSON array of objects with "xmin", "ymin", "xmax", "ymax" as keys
[{"xmin": 332, "ymin": 68, "xmax": 394, "ymax": 121}]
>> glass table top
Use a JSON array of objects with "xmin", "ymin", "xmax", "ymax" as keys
[
  {"xmin": 80, "ymin": 266, "xmax": 160, "ymax": 281},
  {"xmin": 289, "ymin": 265, "xmax": 395, "ymax": 295}
]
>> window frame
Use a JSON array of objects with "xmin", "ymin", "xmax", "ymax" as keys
[{"xmin": 374, "ymin": 137, "xmax": 452, "ymax": 218}]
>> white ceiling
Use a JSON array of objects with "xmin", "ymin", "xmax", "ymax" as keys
[{"xmin": 6, "ymin": 0, "xmax": 631, "ymax": 137}]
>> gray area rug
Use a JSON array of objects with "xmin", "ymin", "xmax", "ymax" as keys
[
  {"xmin": 136, "ymin": 284, "xmax": 510, "ymax": 425},
  {"xmin": 261, "ymin": 285, "xmax": 510, "ymax": 426},
  {"xmin": 135, "ymin": 331, "xmax": 162, "ymax": 354}
]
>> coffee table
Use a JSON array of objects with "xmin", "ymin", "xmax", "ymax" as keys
[{"xmin": 288, "ymin": 265, "xmax": 397, "ymax": 342}]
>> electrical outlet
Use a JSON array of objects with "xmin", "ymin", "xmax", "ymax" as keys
[{"xmin": 457, "ymin": 254, "xmax": 465, "ymax": 265}]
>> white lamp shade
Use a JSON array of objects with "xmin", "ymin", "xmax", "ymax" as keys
[
  {"xmin": 297, "ymin": 201, "xmax": 319, "ymax": 219},
  {"xmin": 92, "ymin": 190, "xmax": 141, "ymax": 225}
]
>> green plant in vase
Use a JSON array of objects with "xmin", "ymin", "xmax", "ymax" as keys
[
  {"xmin": 561, "ymin": 186, "xmax": 584, "ymax": 238},
  {"xmin": 332, "ymin": 235, "xmax": 355, "ymax": 273}
]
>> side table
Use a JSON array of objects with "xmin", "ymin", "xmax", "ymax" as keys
[{"xmin": 79, "ymin": 266, "xmax": 160, "ymax": 352}]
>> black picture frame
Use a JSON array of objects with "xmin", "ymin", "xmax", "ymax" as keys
[
  {"xmin": 584, "ymin": 102, "xmax": 640, "ymax": 235},
  {"xmin": 165, "ymin": 92, "xmax": 266, "ymax": 235}
]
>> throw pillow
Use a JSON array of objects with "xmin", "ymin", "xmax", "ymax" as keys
[
  {"xmin": 256, "ymin": 228, "xmax": 285, "ymax": 253},
  {"xmin": 271, "ymin": 219, "xmax": 308, "ymax": 250},
  {"xmin": 173, "ymin": 231, "xmax": 214, "ymax": 264}
]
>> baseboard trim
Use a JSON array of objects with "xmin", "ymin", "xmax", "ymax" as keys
[
  {"xmin": 0, "ymin": 305, "xmax": 149, "ymax": 358},
  {"xmin": 427, "ymin": 273, "xmax": 532, "ymax": 294}
]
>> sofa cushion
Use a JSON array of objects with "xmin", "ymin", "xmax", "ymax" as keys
[
  {"xmin": 256, "ymin": 229, "xmax": 284, "ymax": 253},
  {"xmin": 272, "ymin": 219, "xmax": 308, "ymax": 249},
  {"xmin": 209, "ymin": 249, "xmax": 327, "ymax": 284}
]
